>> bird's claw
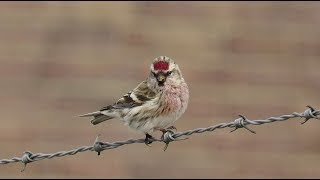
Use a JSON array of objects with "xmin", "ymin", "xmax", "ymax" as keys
[
  {"xmin": 166, "ymin": 126, "xmax": 177, "ymax": 131},
  {"xmin": 144, "ymin": 134, "xmax": 153, "ymax": 147}
]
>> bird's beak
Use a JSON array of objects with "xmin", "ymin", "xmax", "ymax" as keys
[{"xmin": 157, "ymin": 73, "xmax": 166, "ymax": 85}]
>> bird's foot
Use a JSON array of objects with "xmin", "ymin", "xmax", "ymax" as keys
[
  {"xmin": 159, "ymin": 126, "xmax": 177, "ymax": 135},
  {"xmin": 166, "ymin": 126, "xmax": 177, "ymax": 131},
  {"xmin": 144, "ymin": 133, "xmax": 154, "ymax": 147}
]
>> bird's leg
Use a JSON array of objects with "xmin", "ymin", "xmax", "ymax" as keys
[{"xmin": 144, "ymin": 133, "xmax": 153, "ymax": 146}]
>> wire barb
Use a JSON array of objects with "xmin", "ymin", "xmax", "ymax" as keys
[
  {"xmin": 0, "ymin": 106, "xmax": 319, "ymax": 171},
  {"xmin": 230, "ymin": 115, "xmax": 256, "ymax": 134},
  {"xmin": 93, "ymin": 134, "xmax": 104, "ymax": 156},
  {"xmin": 20, "ymin": 151, "xmax": 33, "ymax": 172},
  {"xmin": 301, "ymin": 105, "xmax": 320, "ymax": 124},
  {"xmin": 161, "ymin": 129, "xmax": 188, "ymax": 151}
]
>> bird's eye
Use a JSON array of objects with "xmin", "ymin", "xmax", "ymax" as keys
[{"xmin": 166, "ymin": 71, "xmax": 172, "ymax": 76}]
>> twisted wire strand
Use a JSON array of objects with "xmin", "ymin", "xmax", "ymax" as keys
[{"xmin": 0, "ymin": 106, "xmax": 319, "ymax": 172}]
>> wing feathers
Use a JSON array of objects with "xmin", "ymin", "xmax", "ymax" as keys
[
  {"xmin": 79, "ymin": 80, "xmax": 157, "ymax": 125},
  {"xmin": 109, "ymin": 81, "xmax": 156, "ymax": 110}
]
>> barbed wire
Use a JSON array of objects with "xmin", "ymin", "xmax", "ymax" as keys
[{"xmin": 0, "ymin": 105, "xmax": 319, "ymax": 172}]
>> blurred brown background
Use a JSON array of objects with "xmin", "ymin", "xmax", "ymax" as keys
[{"xmin": 1, "ymin": 1, "xmax": 320, "ymax": 178}]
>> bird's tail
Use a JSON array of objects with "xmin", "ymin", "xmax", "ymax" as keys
[{"xmin": 79, "ymin": 111, "xmax": 114, "ymax": 125}]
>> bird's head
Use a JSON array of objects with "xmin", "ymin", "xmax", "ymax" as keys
[{"xmin": 148, "ymin": 56, "xmax": 184, "ymax": 91}]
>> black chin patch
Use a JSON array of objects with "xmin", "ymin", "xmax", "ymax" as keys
[{"xmin": 158, "ymin": 81, "xmax": 165, "ymax": 86}]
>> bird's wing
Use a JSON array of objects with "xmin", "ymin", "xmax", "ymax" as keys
[{"xmin": 100, "ymin": 80, "xmax": 157, "ymax": 111}]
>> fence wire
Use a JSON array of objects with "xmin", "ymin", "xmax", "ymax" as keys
[{"xmin": 0, "ymin": 105, "xmax": 319, "ymax": 172}]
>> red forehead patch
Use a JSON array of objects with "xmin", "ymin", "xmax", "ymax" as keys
[{"xmin": 153, "ymin": 61, "xmax": 169, "ymax": 70}]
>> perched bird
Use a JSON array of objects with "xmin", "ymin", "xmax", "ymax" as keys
[{"xmin": 79, "ymin": 56, "xmax": 189, "ymax": 145}]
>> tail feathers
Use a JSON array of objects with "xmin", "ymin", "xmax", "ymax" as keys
[
  {"xmin": 78, "ymin": 111, "xmax": 101, "ymax": 117},
  {"xmin": 90, "ymin": 114, "xmax": 113, "ymax": 125},
  {"xmin": 79, "ymin": 111, "xmax": 114, "ymax": 125}
]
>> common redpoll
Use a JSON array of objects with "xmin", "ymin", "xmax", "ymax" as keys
[{"xmin": 79, "ymin": 56, "xmax": 189, "ymax": 145}]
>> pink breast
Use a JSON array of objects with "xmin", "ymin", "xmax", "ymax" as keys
[{"xmin": 162, "ymin": 82, "xmax": 189, "ymax": 115}]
